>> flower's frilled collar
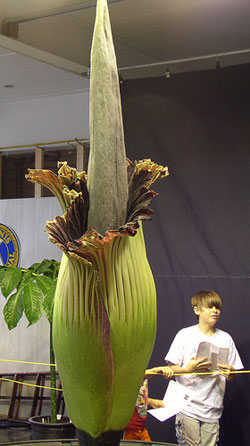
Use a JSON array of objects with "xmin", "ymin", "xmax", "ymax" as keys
[
  {"xmin": 27, "ymin": 159, "xmax": 168, "ymax": 264},
  {"xmin": 26, "ymin": 161, "xmax": 88, "ymax": 214},
  {"xmin": 125, "ymin": 158, "xmax": 169, "ymax": 234}
]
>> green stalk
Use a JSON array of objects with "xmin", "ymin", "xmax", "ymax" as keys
[{"xmin": 50, "ymin": 321, "xmax": 57, "ymax": 424}]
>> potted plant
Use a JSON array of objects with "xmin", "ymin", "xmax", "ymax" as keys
[
  {"xmin": 0, "ymin": 258, "xmax": 75, "ymax": 440},
  {"xmin": 24, "ymin": 1, "xmax": 169, "ymax": 445}
]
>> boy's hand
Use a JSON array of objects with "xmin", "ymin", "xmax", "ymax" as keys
[
  {"xmin": 185, "ymin": 357, "xmax": 212, "ymax": 373},
  {"xmin": 145, "ymin": 366, "xmax": 174, "ymax": 379},
  {"xmin": 148, "ymin": 398, "xmax": 165, "ymax": 409},
  {"xmin": 217, "ymin": 363, "xmax": 235, "ymax": 381}
]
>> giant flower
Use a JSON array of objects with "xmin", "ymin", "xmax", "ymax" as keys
[{"xmin": 26, "ymin": 0, "xmax": 169, "ymax": 445}]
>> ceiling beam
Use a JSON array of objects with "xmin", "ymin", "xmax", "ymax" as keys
[
  {"xmin": 2, "ymin": 0, "xmax": 124, "ymax": 24},
  {"xmin": 0, "ymin": 34, "xmax": 87, "ymax": 76}
]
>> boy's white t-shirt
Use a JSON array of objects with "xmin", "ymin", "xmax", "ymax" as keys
[{"xmin": 165, "ymin": 324, "xmax": 243, "ymax": 423}]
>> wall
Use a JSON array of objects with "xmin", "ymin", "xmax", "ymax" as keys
[
  {"xmin": 0, "ymin": 89, "xmax": 90, "ymax": 399},
  {"xmin": 0, "ymin": 90, "xmax": 89, "ymax": 147},
  {"xmin": 0, "ymin": 197, "xmax": 61, "ymax": 373}
]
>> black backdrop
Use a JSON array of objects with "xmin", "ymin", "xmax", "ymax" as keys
[{"xmin": 121, "ymin": 64, "xmax": 250, "ymax": 446}]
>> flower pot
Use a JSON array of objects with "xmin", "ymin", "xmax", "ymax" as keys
[
  {"xmin": 28, "ymin": 415, "xmax": 76, "ymax": 440},
  {"xmin": 77, "ymin": 428, "xmax": 123, "ymax": 446}
]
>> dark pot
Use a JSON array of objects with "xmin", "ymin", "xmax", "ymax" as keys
[
  {"xmin": 29, "ymin": 415, "xmax": 76, "ymax": 440},
  {"xmin": 77, "ymin": 428, "xmax": 123, "ymax": 446}
]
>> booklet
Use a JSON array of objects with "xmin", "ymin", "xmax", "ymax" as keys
[
  {"xmin": 196, "ymin": 341, "xmax": 229, "ymax": 371},
  {"xmin": 148, "ymin": 380, "xmax": 194, "ymax": 422}
]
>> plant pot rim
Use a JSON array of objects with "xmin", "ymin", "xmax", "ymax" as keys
[{"xmin": 29, "ymin": 415, "xmax": 73, "ymax": 427}]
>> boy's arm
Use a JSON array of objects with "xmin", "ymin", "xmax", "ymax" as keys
[
  {"xmin": 145, "ymin": 366, "xmax": 174, "ymax": 379},
  {"xmin": 217, "ymin": 364, "xmax": 235, "ymax": 381},
  {"xmin": 148, "ymin": 398, "xmax": 165, "ymax": 409},
  {"xmin": 168, "ymin": 357, "xmax": 212, "ymax": 374}
]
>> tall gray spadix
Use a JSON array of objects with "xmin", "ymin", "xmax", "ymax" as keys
[{"xmin": 87, "ymin": 0, "xmax": 128, "ymax": 235}]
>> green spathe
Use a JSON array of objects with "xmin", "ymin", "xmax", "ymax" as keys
[
  {"xmin": 26, "ymin": 157, "xmax": 168, "ymax": 438},
  {"xmin": 53, "ymin": 226, "xmax": 156, "ymax": 436}
]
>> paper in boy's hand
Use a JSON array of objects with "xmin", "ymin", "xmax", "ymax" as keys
[
  {"xmin": 196, "ymin": 342, "xmax": 229, "ymax": 371},
  {"xmin": 148, "ymin": 380, "xmax": 194, "ymax": 422}
]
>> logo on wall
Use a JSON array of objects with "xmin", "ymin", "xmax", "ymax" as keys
[{"xmin": 0, "ymin": 224, "xmax": 21, "ymax": 267}]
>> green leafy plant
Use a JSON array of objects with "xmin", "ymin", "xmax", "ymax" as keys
[{"xmin": 0, "ymin": 259, "xmax": 60, "ymax": 424}]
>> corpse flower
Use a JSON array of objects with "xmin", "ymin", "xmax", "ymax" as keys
[{"xmin": 26, "ymin": 0, "xmax": 169, "ymax": 445}]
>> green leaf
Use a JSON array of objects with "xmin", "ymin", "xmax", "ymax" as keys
[
  {"xmin": 3, "ymin": 290, "xmax": 24, "ymax": 330},
  {"xmin": 22, "ymin": 282, "xmax": 44, "ymax": 326},
  {"xmin": 35, "ymin": 275, "xmax": 53, "ymax": 294},
  {"xmin": 29, "ymin": 262, "xmax": 42, "ymax": 272},
  {"xmin": 43, "ymin": 278, "xmax": 57, "ymax": 323},
  {"xmin": 52, "ymin": 262, "xmax": 60, "ymax": 280},
  {"xmin": 36, "ymin": 260, "xmax": 53, "ymax": 274},
  {"xmin": 21, "ymin": 270, "xmax": 33, "ymax": 285},
  {"xmin": 0, "ymin": 267, "xmax": 23, "ymax": 298},
  {"xmin": 0, "ymin": 266, "xmax": 7, "ymax": 283}
]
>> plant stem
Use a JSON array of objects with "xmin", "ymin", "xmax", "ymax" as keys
[{"xmin": 50, "ymin": 321, "xmax": 57, "ymax": 424}]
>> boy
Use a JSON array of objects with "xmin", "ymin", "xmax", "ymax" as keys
[
  {"xmin": 165, "ymin": 290, "xmax": 243, "ymax": 446},
  {"xmin": 124, "ymin": 365, "xmax": 174, "ymax": 441}
]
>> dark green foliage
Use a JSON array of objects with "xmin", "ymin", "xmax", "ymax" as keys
[
  {"xmin": 0, "ymin": 258, "xmax": 60, "ymax": 424},
  {"xmin": 0, "ymin": 259, "xmax": 60, "ymax": 329}
]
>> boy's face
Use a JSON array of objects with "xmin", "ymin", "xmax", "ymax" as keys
[{"xmin": 194, "ymin": 305, "xmax": 221, "ymax": 327}]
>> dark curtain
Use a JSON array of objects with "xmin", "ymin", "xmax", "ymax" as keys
[{"xmin": 121, "ymin": 64, "xmax": 250, "ymax": 446}]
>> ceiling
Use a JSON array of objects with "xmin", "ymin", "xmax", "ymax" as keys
[{"xmin": 0, "ymin": 0, "xmax": 250, "ymax": 102}]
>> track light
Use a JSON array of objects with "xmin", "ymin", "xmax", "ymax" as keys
[{"xmin": 165, "ymin": 67, "xmax": 171, "ymax": 79}]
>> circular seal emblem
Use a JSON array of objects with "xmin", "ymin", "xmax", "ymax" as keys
[{"xmin": 0, "ymin": 224, "xmax": 20, "ymax": 267}]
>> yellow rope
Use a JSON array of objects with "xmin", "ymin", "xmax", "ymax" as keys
[
  {"xmin": 150, "ymin": 370, "xmax": 250, "ymax": 376},
  {"xmin": 0, "ymin": 377, "xmax": 62, "ymax": 392},
  {"xmin": 0, "ymin": 358, "xmax": 249, "ymax": 393},
  {"xmin": 1, "ymin": 371, "xmax": 249, "ymax": 393},
  {"xmin": 0, "ymin": 358, "xmax": 58, "ymax": 391},
  {"xmin": 0, "ymin": 358, "xmax": 56, "ymax": 367}
]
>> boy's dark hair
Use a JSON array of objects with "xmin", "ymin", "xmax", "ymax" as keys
[{"xmin": 191, "ymin": 290, "xmax": 222, "ymax": 310}]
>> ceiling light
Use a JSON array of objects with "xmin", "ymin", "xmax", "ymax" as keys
[{"xmin": 165, "ymin": 67, "xmax": 171, "ymax": 79}]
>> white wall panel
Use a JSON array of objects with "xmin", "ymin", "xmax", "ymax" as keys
[
  {"xmin": 0, "ymin": 197, "xmax": 62, "ymax": 373},
  {"xmin": 0, "ymin": 91, "xmax": 89, "ymax": 147}
]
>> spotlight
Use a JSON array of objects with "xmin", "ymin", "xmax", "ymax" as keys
[
  {"xmin": 119, "ymin": 74, "xmax": 124, "ymax": 84},
  {"xmin": 165, "ymin": 67, "xmax": 171, "ymax": 79}
]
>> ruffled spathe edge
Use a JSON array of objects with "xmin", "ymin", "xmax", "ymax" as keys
[{"xmin": 27, "ymin": 158, "xmax": 168, "ymax": 263}]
